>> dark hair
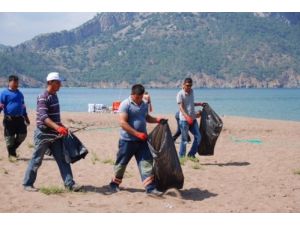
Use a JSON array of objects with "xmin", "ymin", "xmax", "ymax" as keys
[
  {"xmin": 184, "ymin": 77, "xmax": 193, "ymax": 84},
  {"xmin": 131, "ymin": 84, "xmax": 145, "ymax": 95},
  {"xmin": 9, "ymin": 75, "xmax": 19, "ymax": 82}
]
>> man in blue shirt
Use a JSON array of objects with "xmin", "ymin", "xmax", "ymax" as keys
[
  {"xmin": 0, "ymin": 75, "xmax": 30, "ymax": 161},
  {"xmin": 109, "ymin": 84, "xmax": 167, "ymax": 196}
]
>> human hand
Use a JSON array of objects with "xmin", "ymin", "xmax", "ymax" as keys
[
  {"xmin": 56, "ymin": 126, "xmax": 69, "ymax": 136},
  {"xmin": 135, "ymin": 132, "xmax": 148, "ymax": 141},
  {"xmin": 185, "ymin": 115, "xmax": 194, "ymax": 125},
  {"xmin": 196, "ymin": 102, "xmax": 206, "ymax": 107}
]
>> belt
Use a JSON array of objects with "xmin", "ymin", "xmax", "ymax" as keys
[{"xmin": 4, "ymin": 115, "xmax": 23, "ymax": 120}]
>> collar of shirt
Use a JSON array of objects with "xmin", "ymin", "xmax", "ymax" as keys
[
  {"xmin": 183, "ymin": 88, "xmax": 193, "ymax": 96},
  {"xmin": 128, "ymin": 96, "xmax": 144, "ymax": 106}
]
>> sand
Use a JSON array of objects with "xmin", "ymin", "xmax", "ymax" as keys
[{"xmin": 0, "ymin": 112, "xmax": 299, "ymax": 213}]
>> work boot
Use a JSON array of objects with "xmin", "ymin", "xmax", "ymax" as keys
[{"xmin": 109, "ymin": 182, "xmax": 120, "ymax": 193}]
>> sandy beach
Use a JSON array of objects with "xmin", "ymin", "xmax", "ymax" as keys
[{"xmin": 0, "ymin": 112, "xmax": 299, "ymax": 213}]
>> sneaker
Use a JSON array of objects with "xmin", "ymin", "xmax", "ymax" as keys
[
  {"xmin": 146, "ymin": 188, "xmax": 163, "ymax": 197},
  {"xmin": 24, "ymin": 186, "xmax": 39, "ymax": 192},
  {"xmin": 187, "ymin": 155, "xmax": 199, "ymax": 163},
  {"xmin": 109, "ymin": 182, "xmax": 120, "ymax": 193},
  {"xmin": 67, "ymin": 183, "xmax": 83, "ymax": 192}
]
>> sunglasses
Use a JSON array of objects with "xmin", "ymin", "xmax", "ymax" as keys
[{"xmin": 185, "ymin": 84, "xmax": 192, "ymax": 87}]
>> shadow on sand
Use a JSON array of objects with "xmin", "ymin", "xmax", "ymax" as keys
[
  {"xmin": 201, "ymin": 161, "xmax": 250, "ymax": 167},
  {"xmin": 82, "ymin": 185, "xmax": 145, "ymax": 195},
  {"xmin": 83, "ymin": 185, "xmax": 217, "ymax": 201},
  {"xmin": 17, "ymin": 157, "xmax": 55, "ymax": 162}
]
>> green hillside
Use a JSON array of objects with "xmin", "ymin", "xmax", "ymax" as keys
[{"xmin": 1, "ymin": 12, "xmax": 300, "ymax": 87}]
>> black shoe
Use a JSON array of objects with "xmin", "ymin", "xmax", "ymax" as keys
[{"xmin": 109, "ymin": 182, "xmax": 120, "ymax": 193}]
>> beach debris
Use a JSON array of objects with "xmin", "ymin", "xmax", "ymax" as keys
[{"xmin": 230, "ymin": 136, "xmax": 263, "ymax": 144}]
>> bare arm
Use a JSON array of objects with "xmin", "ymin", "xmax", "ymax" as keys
[
  {"xmin": 146, "ymin": 114, "xmax": 158, "ymax": 123},
  {"xmin": 179, "ymin": 102, "xmax": 189, "ymax": 118},
  {"xmin": 44, "ymin": 118, "xmax": 62, "ymax": 131},
  {"xmin": 119, "ymin": 112, "xmax": 140, "ymax": 136}
]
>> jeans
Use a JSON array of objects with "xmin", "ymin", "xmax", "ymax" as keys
[
  {"xmin": 110, "ymin": 139, "xmax": 155, "ymax": 192},
  {"xmin": 23, "ymin": 128, "xmax": 75, "ymax": 188},
  {"xmin": 173, "ymin": 114, "xmax": 191, "ymax": 142},
  {"xmin": 179, "ymin": 119, "xmax": 201, "ymax": 157}
]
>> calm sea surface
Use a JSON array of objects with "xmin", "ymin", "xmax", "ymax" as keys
[{"xmin": 1, "ymin": 88, "xmax": 299, "ymax": 121}]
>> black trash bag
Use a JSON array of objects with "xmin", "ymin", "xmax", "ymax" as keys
[
  {"xmin": 148, "ymin": 121, "xmax": 184, "ymax": 192},
  {"xmin": 198, "ymin": 103, "xmax": 223, "ymax": 156},
  {"xmin": 62, "ymin": 133, "xmax": 89, "ymax": 164}
]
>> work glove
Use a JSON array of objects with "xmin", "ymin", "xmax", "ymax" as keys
[
  {"xmin": 135, "ymin": 132, "xmax": 148, "ymax": 141},
  {"xmin": 156, "ymin": 117, "xmax": 168, "ymax": 124},
  {"xmin": 185, "ymin": 115, "xmax": 194, "ymax": 126},
  {"xmin": 56, "ymin": 126, "xmax": 69, "ymax": 136}
]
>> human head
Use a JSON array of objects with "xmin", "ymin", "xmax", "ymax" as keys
[
  {"xmin": 131, "ymin": 84, "xmax": 145, "ymax": 105},
  {"xmin": 183, "ymin": 77, "xmax": 193, "ymax": 93},
  {"xmin": 8, "ymin": 75, "xmax": 19, "ymax": 90},
  {"xmin": 46, "ymin": 72, "xmax": 62, "ymax": 93}
]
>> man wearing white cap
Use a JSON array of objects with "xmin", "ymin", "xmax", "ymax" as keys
[{"xmin": 23, "ymin": 72, "xmax": 82, "ymax": 192}]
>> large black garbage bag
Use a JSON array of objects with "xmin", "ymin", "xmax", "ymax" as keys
[
  {"xmin": 198, "ymin": 103, "xmax": 223, "ymax": 156},
  {"xmin": 62, "ymin": 133, "xmax": 89, "ymax": 163},
  {"xmin": 148, "ymin": 122, "xmax": 184, "ymax": 192}
]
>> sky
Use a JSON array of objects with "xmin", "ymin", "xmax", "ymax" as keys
[
  {"xmin": 0, "ymin": 13, "xmax": 97, "ymax": 46},
  {"xmin": 0, "ymin": 0, "xmax": 298, "ymax": 47}
]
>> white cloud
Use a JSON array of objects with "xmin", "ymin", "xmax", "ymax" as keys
[{"xmin": 0, "ymin": 12, "xmax": 96, "ymax": 46}]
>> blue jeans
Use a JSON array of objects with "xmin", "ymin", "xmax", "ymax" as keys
[
  {"xmin": 23, "ymin": 128, "xmax": 75, "ymax": 188},
  {"xmin": 179, "ymin": 120, "xmax": 201, "ymax": 157},
  {"xmin": 110, "ymin": 139, "xmax": 155, "ymax": 192}
]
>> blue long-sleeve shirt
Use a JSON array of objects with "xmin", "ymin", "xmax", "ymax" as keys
[{"xmin": 0, "ymin": 88, "xmax": 27, "ymax": 116}]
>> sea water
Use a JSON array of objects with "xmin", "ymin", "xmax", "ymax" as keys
[{"xmin": 1, "ymin": 88, "xmax": 299, "ymax": 121}]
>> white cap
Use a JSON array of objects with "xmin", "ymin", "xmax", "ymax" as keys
[{"xmin": 46, "ymin": 72, "xmax": 62, "ymax": 82}]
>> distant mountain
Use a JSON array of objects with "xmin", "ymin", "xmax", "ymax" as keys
[
  {"xmin": 0, "ymin": 44, "xmax": 9, "ymax": 51},
  {"xmin": 0, "ymin": 12, "xmax": 300, "ymax": 88}
]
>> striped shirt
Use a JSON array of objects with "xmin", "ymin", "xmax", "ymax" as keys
[{"xmin": 36, "ymin": 91, "xmax": 61, "ymax": 128}]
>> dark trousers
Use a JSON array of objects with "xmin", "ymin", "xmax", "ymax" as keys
[
  {"xmin": 3, "ymin": 116, "xmax": 27, "ymax": 157},
  {"xmin": 111, "ymin": 139, "xmax": 155, "ymax": 191}
]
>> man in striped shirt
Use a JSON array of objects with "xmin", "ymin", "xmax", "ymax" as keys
[{"xmin": 23, "ymin": 72, "xmax": 82, "ymax": 192}]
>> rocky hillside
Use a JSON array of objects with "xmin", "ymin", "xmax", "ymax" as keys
[{"xmin": 1, "ymin": 12, "xmax": 300, "ymax": 88}]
